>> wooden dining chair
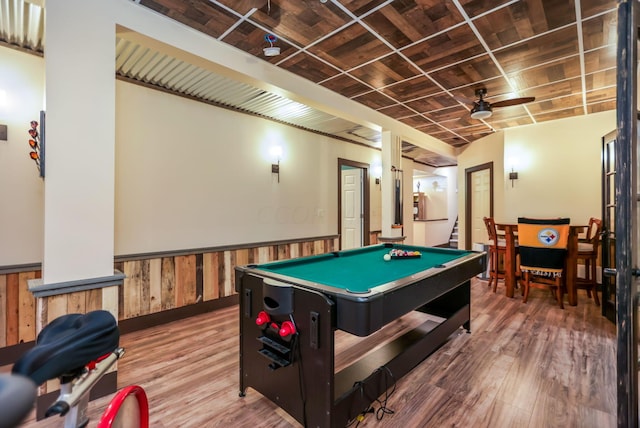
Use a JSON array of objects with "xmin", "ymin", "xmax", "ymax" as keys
[
  {"xmin": 518, "ymin": 217, "xmax": 571, "ymax": 309},
  {"xmin": 576, "ymin": 217, "xmax": 602, "ymax": 305},
  {"xmin": 483, "ymin": 217, "xmax": 506, "ymax": 293}
]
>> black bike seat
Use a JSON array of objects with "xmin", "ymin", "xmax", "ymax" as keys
[
  {"xmin": 12, "ymin": 310, "xmax": 119, "ymax": 385},
  {"xmin": 0, "ymin": 373, "xmax": 37, "ymax": 428}
]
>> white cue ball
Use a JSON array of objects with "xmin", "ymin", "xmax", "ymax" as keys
[{"xmin": 383, "ymin": 254, "xmax": 391, "ymax": 261}]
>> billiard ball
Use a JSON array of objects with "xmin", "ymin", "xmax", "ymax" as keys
[{"xmin": 383, "ymin": 254, "xmax": 391, "ymax": 261}]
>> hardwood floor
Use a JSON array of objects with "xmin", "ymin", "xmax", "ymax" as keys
[{"xmin": 11, "ymin": 278, "xmax": 616, "ymax": 427}]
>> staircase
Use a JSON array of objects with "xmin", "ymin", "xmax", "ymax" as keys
[{"xmin": 448, "ymin": 217, "xmax": 459, "ymax": 248}]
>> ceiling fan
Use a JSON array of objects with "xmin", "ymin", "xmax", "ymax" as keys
[{"xmin": 461, "ymin": 88, "xmax": 535, "ymax": 120}]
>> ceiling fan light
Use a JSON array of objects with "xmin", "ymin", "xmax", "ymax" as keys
[{"xmin": 470, "ymin": 108, "xmax": 492, "ymax": 120}]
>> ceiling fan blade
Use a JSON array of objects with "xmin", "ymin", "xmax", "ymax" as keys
[
  {"xmin": 453, "ymin": 95, "xmax": 474, "ymax": 104},
  {"xmin": 491, "ymin": 96, "xmax": 535, "ymax": 108}
]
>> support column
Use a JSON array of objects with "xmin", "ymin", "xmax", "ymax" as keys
[
  {"xmin": 379, "ymin": 131, "xmax": 405, "ymax": 243},
  {"xmin": 27, "ymin": 0, "xmax": 122, "ymax": 418}
]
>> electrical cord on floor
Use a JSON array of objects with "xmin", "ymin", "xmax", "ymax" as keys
[
  {"xmin": 344, "ymin": 365, "xmax": 397, "ymax": 427},
  {"xmin": 344, "ymin": 381, "xmax": 373, "ymax": 428},
  {"xmin": 372, "ymin": 365, "xmax": 396, "ymax": 421}
]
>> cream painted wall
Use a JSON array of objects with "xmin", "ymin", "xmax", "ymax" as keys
[
  {"xmin": 456, "ymin": 111, "xmax": 615, "ymax": 249},
  {"xmin": 369, "ymin": 166, "xmax": 382, "ymax": 234},
  {"xmin": 503, "ymin": 112, "xmax": 614, "ymax": 223},
  {"xmin": 412, "ymin": 165, "xmax": 458, "ymax": 246},
  {"xmin": 0, "ymin": 48, "xmax": 44, "ymax": 265},
  {"xmin": 457, "ymin": 132, "xmax": 504, "ymax": 250},
  {"xmin": 0, "ymin": 46, "xmax": 385, "ymax": 264},
  {"xmin": 43, "ymin": 0, "xmax": 117, "ymax": 283},
  {"xmin": 115, "ymin": 80, "xmax": 382, "ymax": 255}
]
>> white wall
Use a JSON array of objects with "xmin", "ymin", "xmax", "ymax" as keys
[
  {"xmin": 0, "ymin": 45, "xmax": 384, "ymax": 264},
  {"xmin": 502, "ymin": 112, "xmax": 612, "ymax": 224},
  {"xmin": 412, "ymin": 165, "xmax": 458, "ymax": 246},
  {"xmin": 115, "ymin": 80, "xmax": 381, "ymax": 255},
  {"xmin": 43, "ymin": 0, "xmax": 117, "ymax": 283},
  {"xmin": 0, "ymin": 48, "xmax": 44, "ymax": 266},
  {"xmin": 456, "ymin": 111, "xmax": 615, "ymax": 249},
  {"xmin": 456, "ymin": 132, "xmax": 504, "ymax": 249}
]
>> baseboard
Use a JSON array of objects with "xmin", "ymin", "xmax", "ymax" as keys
[{"xmin": 0, "ymin": 341, "xmax": 34, "ymax": 366}]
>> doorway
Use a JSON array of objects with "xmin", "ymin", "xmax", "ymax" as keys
[
  {"xmin": 601, "ymin": 129, "xmax": 616, "ymax": 323},
  {"xmin": 465, "ymin": 162, "xmax": 494, "ymax": 249},
  {"xmin": 338, "ymin": 158, "xmax": 370, "ymax": 250}
]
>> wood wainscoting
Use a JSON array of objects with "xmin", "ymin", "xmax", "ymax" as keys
[{"xmin": 0, "ymin": 236, "xmax": 338, "ymax": 365}]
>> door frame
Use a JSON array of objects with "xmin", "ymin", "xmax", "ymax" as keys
[
  {"xmin": 338, "ymin": 158, "xmax": 370, "ymax": 249},
  {"xmin": 615, "ymin": 1, "xmax": 638, "ymax": 425},
  {"xmin": 464, "ymin": 162, "xmax": 494, "ymax": 249},
  {"xmin": 601, "ymin": 129, "xmax": 617, "ymax": 323}
]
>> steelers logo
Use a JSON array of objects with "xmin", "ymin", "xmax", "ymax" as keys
[{"xmin": 538, "ymin": 228, "xmax": 559, "ymax": 246}]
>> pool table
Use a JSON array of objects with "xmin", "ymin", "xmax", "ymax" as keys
[{"xmin": 236, "ymin": 244, "xmax": 485, "ymax": 427}]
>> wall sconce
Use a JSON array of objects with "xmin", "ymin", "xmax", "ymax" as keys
[
  {"xmin": 270, "ymin": 146, "xmax": 282, "ymax": 183},
  {"xmin": 372, "ymin": 162, "xmax": 382, "ymax": 185},
  {"xmin": 509, "ymin": 168, "xmax": 518, "ymax": 187}
]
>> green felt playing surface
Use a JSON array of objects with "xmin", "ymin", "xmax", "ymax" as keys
[{"xmin": 256, "ymin": 245, "xmax": 472, "ymax": 293}]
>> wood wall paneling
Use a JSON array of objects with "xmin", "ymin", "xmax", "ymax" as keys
[
  {"xmin": 303, "ymin": 241, "xmax": 314, "ymax": 256},
  {"xmin": 277, "ymin": 244, "xmax": 290, "ymax": 260},
  {"xmin": 217, "ymin": 252, "xmax": 226, "ymax": 299},
  {"xmin": 140, "ymin": 260, "xmax": 152, "ymax": 316},
  {"xmin": 195, "ymin": 253, "xmax": 203, "ymax": 303},
  {"xmin": 101, "ymin": 286, "xmax": 119, "ymax": 322},
  {"xmin": 18, "ymin": 272, "xmax": 36, "ymax": 344},
  {"xmin": 0, "ymin": 237, "xmax": 336, "ymax": 365},
  {"xmin": 257, "ymin": 246, "xmax": 272, "ymax": 264},
  {"xmin": 123, "ymin": 260, "xmax": 143, "ymax": 319},
  {"xmin": 290, "ymin": 242, "xmax": 300, "ymax": 259},
  {"xmin": 149, "ymin": 258, "xmax": 163, "ymax": 313},
  {"xmin": 6, "ymin": 273, "xmax": 19, "ymax": 346},
  {"xmin": 202, "ymin": 252, "xmax": 220, "ymax": 301},
  {"xmin": 86, "ymin": 287, "xmax": 103, "ymax": 313},
  {"xmin": 175, "ymin": 255, "xmax": 197, "ymax": 307},
  {"xmin": 223, "ymin": 251, "xmax": 233, "ymax": 297},
  {"xmin": 161, "ymin": 257, "xmax": 176, "ymax": 311},
  {"xmin": 234, "ymin": 249, "xmax": 250, "ymax": 293},
  {"xmin": 66, "ymin": 291, "xmax": 86, "ymax": 316}
]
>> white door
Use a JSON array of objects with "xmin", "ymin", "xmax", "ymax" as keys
[
  {"xmin": 471, "ymin": 169, "xmax": 491, "ymax": 245},
  {"xmin": 341, "ymin": 167, "xmax": 363, "ymax": 250}
]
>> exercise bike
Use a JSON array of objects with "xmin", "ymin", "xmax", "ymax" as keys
[{"xmin": 0, "ymin": 310, "xmax": 148, "ymax": 428}]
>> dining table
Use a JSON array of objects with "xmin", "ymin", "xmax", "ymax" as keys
[{"xmin": 495, "ymin": 222, "xmax": 587, "ymax": 306}]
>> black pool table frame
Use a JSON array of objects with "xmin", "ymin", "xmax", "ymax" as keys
[{"xmin": 236, "ymin": 248, "xmax": 485, "ymax": 427}]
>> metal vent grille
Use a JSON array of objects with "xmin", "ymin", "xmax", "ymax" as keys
[
  {"xmin": 0, "ymin": 0, "xmax": 44, "ymax": 53},
  {"xmin": 115, "ymin": 37, "xmax": 382, "ymax": 147}
]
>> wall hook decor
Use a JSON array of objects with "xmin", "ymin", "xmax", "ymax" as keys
[{"xmin": 27, "ymin": 113, "xmax": 45, "ymax": 178}]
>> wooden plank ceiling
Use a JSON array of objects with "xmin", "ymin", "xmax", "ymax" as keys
[
  {"xmin": 0, "ymin": 0, "xmax": 618, "ymax": 166},
  {"xmin": 132, "ymin": 0, "xmax": 617, "ymax": 151}
]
